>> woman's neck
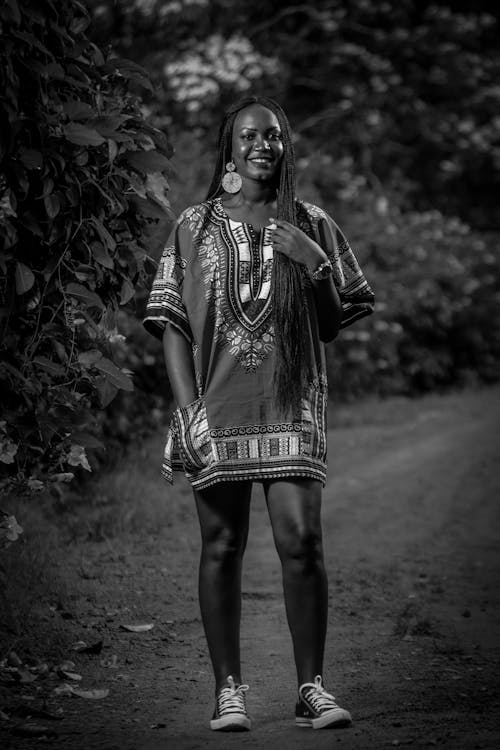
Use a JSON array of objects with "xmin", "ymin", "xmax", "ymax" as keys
[{"xmin": 227, "ymin": 180, "xmax": 276, "ymax": 207}]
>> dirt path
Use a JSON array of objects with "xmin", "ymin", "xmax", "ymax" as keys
[{"xmin": 2, "ymin": 387, "xmax": 500, "ymax": 749}]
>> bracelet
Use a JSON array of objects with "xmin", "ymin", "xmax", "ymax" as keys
[{"xmin": 311, "ymin": 259, "xmax": 333, "ymax": 281}]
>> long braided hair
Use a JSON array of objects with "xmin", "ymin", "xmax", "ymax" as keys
[{"xmin": 206, "ymin": 96, "xmax": 310, "ymax": 417}]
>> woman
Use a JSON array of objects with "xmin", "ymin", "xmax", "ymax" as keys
[{"xmin": 143, "ymin": 96, "xmax": 374, "ymax": 732}]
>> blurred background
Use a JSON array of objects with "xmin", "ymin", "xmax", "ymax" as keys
[{"xmin": 86, "ymin": 0, "xmax": 500, "ymax": 462}]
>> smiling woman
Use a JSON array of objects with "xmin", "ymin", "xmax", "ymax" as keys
[{"xmin": 143, "ymin": 95, "xmax": 374, "ymax": 734}]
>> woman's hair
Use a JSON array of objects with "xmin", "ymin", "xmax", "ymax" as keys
[{"xmin": 206, "ymin": 96, "xmax": 310, "ymax": 416}]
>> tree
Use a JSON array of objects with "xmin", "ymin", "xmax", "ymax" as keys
[{"xmin": 0, "ymin": 0, "xmax": 173, "ymax": 499}]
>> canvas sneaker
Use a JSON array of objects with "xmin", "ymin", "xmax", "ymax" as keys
[
  {"xmin": 210, "ymin": 675, "xmax": 251, "ymax": 731},
  {"xmin": 295, "ymin": 675, "xmax": 352, "ymax": 729}
]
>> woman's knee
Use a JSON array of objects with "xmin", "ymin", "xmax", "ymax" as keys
[
  {"xmin": 275, "ymin": 525, "xmax": 324, "ymax": 570},
  {"xmin": 201, "ymin": 525, "xmax": 247, "ymax": 564}
]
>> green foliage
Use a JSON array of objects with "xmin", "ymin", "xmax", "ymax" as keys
[{"xmin": 0, "ymin": 0, "xmax": 173, "ymax": 494}]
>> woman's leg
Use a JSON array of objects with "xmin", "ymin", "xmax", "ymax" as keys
[
  {"xmin": 194, "ymin": 481, "xmax": 252, "ymax": 692},
  {"xmin": 263, "ymin": 478, "xmax": 328, "ymax": 686}
]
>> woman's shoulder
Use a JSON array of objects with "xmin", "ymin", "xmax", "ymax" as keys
[
  {"xmin": 176, "ymin": 199, "xmax": 217, "ymax": 231},
  {"xmin": 295, "ymin": 198, "xmax": 331, "ymax": 224}
]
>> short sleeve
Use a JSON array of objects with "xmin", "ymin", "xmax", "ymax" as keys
[
  {"xmin": 143, "ymin": 218, "xmax": 193, "ymax": 343},
  {"xmin": 317, "ymin": 213, "xmax": 375, "ymax": 328}
]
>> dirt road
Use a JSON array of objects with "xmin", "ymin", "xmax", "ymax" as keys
[{"xmin": 1, "ymin": 387, "xmax": 499, "ymax": 749}]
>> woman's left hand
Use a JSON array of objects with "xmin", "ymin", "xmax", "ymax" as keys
[{"xmin": 269, "ymin": 218, "xmax": 327, "ymax": 272}]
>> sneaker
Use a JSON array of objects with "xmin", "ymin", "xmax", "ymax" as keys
[
  {"xmin": 295, "ymin": 675, "xmax": 352, "ymax": 729},
  {"xmin": 210, "ymin": 675, "xmax": 251, "ymax": 731}
]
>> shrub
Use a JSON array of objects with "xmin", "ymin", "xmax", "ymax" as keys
[{"xmin": 0, "ymin": 0, "xmax": 173, "ymax": 496}]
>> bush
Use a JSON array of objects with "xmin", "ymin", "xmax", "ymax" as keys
[
  {"xmin": 327, "ymin": 203, "xmax": 500, "ymax": 398},
  {"xmin": 0, "ymin": 0, "xmax": 173, "ymax": 496}
]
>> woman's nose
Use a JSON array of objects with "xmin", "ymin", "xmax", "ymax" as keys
[{"xmin": 254, "ymin": 135, "xmax": 270, "ymax": 150}]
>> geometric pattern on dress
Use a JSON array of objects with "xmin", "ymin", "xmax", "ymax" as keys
[{"xmin": 191, "ymin": 199, "xmax": 275, "ymax": 373}]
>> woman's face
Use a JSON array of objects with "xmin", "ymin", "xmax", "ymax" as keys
[{"xmin": 231, "ymin": 104, "xmax": 284, "ymax": 183}]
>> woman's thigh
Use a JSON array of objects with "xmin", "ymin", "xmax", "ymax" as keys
[
  {"xmin": 263, "ymin": 478, "xmax": 323, "ymax": 559},
  {"xmin": 194, "ymin": 481, "xmax": 253, "ymax": 549}
]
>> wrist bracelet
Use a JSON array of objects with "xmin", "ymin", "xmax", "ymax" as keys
[{"xmin": 311, "ymin": 260, "xmax": 333, "ymax": 281}]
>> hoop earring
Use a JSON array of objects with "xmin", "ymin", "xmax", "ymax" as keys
[{"xmin": 221, "ymin": 161, "xmax": 242, "ymax": 194}]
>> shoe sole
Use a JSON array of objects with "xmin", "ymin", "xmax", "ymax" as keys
[
  {"xmin": 210, "ymin": 714, "xmax": 251, "ymax": 731},
  {"xmin": 296, "ymin": 708, "xmax": 352, "ymax": 729}
]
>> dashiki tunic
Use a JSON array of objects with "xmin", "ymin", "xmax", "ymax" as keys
[{"xmin": 143, "ymin": 197, "xmax": 374, "ymax": 490}]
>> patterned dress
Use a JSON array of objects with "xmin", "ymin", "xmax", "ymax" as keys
[{"xmin": 143, "ymin": 197, "xmax": 374, "ymax": 490}]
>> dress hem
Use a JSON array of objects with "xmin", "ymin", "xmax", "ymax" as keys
[{"xmin": 161, "ymin": 463, "xmax": 327, "ymax": 491}]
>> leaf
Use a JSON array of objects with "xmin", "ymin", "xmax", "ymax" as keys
[
  {"xmin": 67, "ymin": 444, "xmax": 92, "ymax": 471},
  {"xmin": 49, "ymin": 472, "xmax": 75, "ymax": 483},
  {"xmin": 39, "ymin": 62, "xmax": 65, "ymax": 79},
  {"xmin": 63, "ymin": 123, "xmax": 105, "ymax": 147},
  {"xmin": 3, "ymin": 0, "xmax": 21, "ymax": 25},
  {"xmin": 53, "ymin": 684, "xmax": 74, "ymax": 697},
  {"xmin": 91, "ymin": 241, "xmax": 114, "ymax": 269},
  {"xmin": 78, "ymin": 349, "xmax": 103, "ymax": 366},
  {"xmin": 33, "ymin": 355, "xmax": 65, "ymax": 375},
  {"xmin": 146, "ymin": 171, "xmax": 171, "ymax": 211},
  {"xmin": 15, "ymin": 668, "xmax": 37, "ymax": 684},
  {"xmin": 101, "ymin": 58, "xmax": 153, "ymax": 91},
  {"xmin": 11, "ymin": 29, "xmax": 52, "ymax": 56},
  {"xmin": 94, "ymin": 357, "xmax": 133, "ymax": 391},
  {"xmin": 91, "ymin": 115, "xmax": 130, "ymax": 138},
  {"xmin": 90, "ymin": 217, "xmax": 116, "ymax": 251},
  {"xmin": 125, "ymin": 150, "xmax": 171, "ymax": 175},
  {"xmin": 95, "ymin": 377, "xmax": 118, "ymax": 408},
  {"xmin": 65, "ymin": 283, "xmax": 104, "ymax": 310},
  {"xmin": 119, "ymin": 278, "xmax": 135, "ymax": 305},
  {"xmin": 18, "ymin": 147, "xmax": 43, "ymax": 169},
  {"xmin": 120, "ymin": 623, "xmax": 154, "ymax": 632},
  {"xmin": 72, "ymin": 640, "xmax": 103, "ymax": 654},
  {"xmin": 62, "ymin": 101, "xmax": 95, "ymax": 120},
  {"xmin": 57, "ymin": 670, "xmax": 82, "ymax": 681},
  {"xmin": 44, "ymin": 193, "xmax": 61, "ymax": 218},
  {"xmin": 108, "ymin": 139, "xmax": 118, "ymax": 162},
  {"xmin": 0, "ymin": 513, "xmax": 23, "ymax": 541},
  {"xmin": 15, "ymin": 262, "xmax": 35, "ymax": 294},
  {"xmin": 70, "ymin": 688, "xmax": 109, "ymax": 700}
]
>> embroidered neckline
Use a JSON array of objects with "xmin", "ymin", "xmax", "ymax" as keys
[{"xmin": 213, "ymin": 197, "xmax": 275, "ymax": 234}]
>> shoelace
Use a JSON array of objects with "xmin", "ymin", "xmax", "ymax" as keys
[
  {"xmin": 217, "ymin": 675, "xmax": 249, "ymax": 716},
  {"xmin": 302, "ymin": 675, "xmax": 338, "ymax": 712}
]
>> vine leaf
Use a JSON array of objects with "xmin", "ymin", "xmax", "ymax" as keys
[
  {"xmin": 78, "ymin": 349, "xmax": 103, "ymax": 366},
  {"xmin": 63, "ymin": 123, "xmax": 105, "ymax": 147},
  {"xmin": 93, "ymin": 357, "xmax": 134, "ymax": 391},
  {"xmin": 65, "ymin": 282, "xmax": 105, "ymax": 310},
  {"xmin": 119, "ymin": 278, "xmax": 135, "ymax": 305},
  {"xmin": 91, "ymin": 241, "xmax": 114, "ymax": 269},
  {"xmin": 125, "ymin": 149, "xmax": 171, "ymax": 175},
  {"xmin": 61, "ymin": 101, "xmax": 94, "ymax": 120},
  {"xmin": 44, "ymin": 193, "xmax": 60, "ymax": 218},
  {"xmin": 33, "ymin": 356, "xmax": 65, "ymax": 376},
  {"xmin": 15, "ymin": 262, "xmax": 35, "ymax": 294},
  {"xmin": 90, "ymin": 216, "xmax": 116, "ymax": 251}
]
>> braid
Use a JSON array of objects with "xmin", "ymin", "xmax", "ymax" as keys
[{"xmin": 206, "ymin": 96, "xmax": 310, "ymax": 417}]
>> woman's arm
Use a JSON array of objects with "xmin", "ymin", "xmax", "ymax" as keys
[
  {"xmin": 162, "ymin": 323, "xmax": 198, "ymax": 408},
  {"xmin": 270, "ymin": 219, "xmax": 342, "ymax": 342},
  {"xmin": 310, "ymin": 274, "xmax": 342, "ymax": 343}
]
